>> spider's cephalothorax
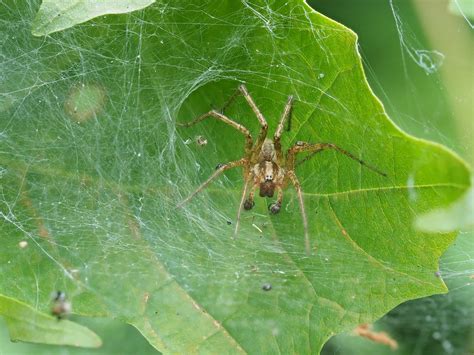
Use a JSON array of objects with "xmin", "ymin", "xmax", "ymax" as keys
[
  {"xmin": 252, "ymin": 139, "xmax": 284, "ymax": 199},
  {"xmin": 178, "ymin": 84, "xmax": 386, "ymax": 254}
]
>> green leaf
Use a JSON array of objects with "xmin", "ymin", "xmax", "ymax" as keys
[
  {"xmin": 0, "ymin": 294, "xmax": 101, "ymax": 348},
  {"xmin": 1, "ymin": 0, "xmax": 471, "ymax": 353},
  {"xmin": 31, "ymin": 0, "xmax": 155, "ymax": 36},
  {"xmin": 0, "ymin": 316, "xmax": 157, "ymax": 354},
  {"xmin": 322, "ymin": 229, "xmax": 474, "ymax": 354}
]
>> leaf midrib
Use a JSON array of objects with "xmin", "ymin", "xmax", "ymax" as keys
[{"xmin": 2, "ymin": 156, "xmax": 467, "ymax": 198}]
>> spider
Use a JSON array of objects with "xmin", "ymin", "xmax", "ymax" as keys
[
  {"xmin": 177, "ymin": 85, "xmax": 386, "ymax": 253},
  {"xmin": 51, "ymin": 291, "xmax": 71, "ymax": 320}
]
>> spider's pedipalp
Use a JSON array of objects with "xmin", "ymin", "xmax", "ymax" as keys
[
  {"xmin": 244, "ymin": 199, "xmax": 255, "ymax": 210},
  {"xmin": 243, "ymin": 185, "xmax": 256, "ymax": 210},
  {"xmin": 268, "ymin": 202, "xmax": 281, "ymax": 214},
  {"xmin": 268, "ymin": 187, "xmax": 283, "ymax": 214}
]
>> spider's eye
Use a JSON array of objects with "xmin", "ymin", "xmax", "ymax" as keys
[{"xmin": 259, "ymin": 181, "xmax": 275, "ymax": 198}]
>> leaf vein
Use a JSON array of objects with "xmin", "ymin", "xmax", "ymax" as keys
[
  {"xmin": 326, "ymin": 197, "xmax": 435, "ymax": 287},
  {"xmin": 304, "ymin": 182, "xmax": 467, "ymax": 198}
]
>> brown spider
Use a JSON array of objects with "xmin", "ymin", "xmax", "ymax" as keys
[{"xmin": 177, "ymin": 85, "xmax": 386, "ymax": 253}]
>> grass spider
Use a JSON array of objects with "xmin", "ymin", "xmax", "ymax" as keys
[{"xmin": 178, "ymin": 85, "xmax": 386, "ymax": 253}]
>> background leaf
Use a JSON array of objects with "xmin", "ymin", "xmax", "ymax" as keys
[
  {"xmin": 0, "ymin": 315, "xmax": 157, "ymax": 353},
  {"xmin": 1, "ymin": 0, "xmax": 471, "ymax": 353},
  {"xmin": 0, "ymin": 294, "xmax": 101, "ymax": 347},
  {"xmin": 31, "ymin": 0, "xmax": 155, "ymax": 36}
]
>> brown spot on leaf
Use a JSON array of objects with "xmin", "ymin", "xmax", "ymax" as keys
[
  {"xmin": 19, "ymin": 173, "xmax": 50, "ymax": 239},
  {"xmin": 65, "ymin": 83, "xmax": 106, "ymax": 123}
]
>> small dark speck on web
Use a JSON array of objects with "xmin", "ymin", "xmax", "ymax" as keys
[
  {"xmin": 435, "ymin": 271, "xmax": 441, "ymax": 278},
  {"xmin": 226, "ymin": 220, "xmax": 232, "ymax": 225},
  {"xmin": 262, "ymin": 283, "xmax": 272, "ymax": 291}
]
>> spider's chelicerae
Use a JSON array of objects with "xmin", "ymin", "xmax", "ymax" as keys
[{"xmin": 178, "ymin": 85, "xmax": 386, "ymax": 253}]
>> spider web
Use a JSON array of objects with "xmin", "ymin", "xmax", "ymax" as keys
[{"xmin": 0, "ymin": 0, "xmax": 472, "ymax": 353}]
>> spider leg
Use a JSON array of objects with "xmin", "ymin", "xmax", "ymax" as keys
[
  {"xmin": 287, "ymin": 142, "xmax": 387, "ymax": 177},
  {"xmin": 287, "ymin": 171, "xmax": 311, "ymax": 255},
  {"xmin": 178, "ymin": 110, "xmax": 253, "ymax": 158},
  {"xmin": 234, "ymin": 178, "xmax": 251, "ymax": 238},
  {"xmin": 274, "ymin": 95, "xmax": 294, "ymax": 163},
  {"xmin": 220, "ymin": 86, "xmax": 243, "ymax": 114},
  {"xmin": 238, "ymin": 85, "xmax": 268, "ymax": 152},
  {"xmin": 238, "ymin": 85, "xmax": 268, "ymax": 126},
  {"xmin": 214, "ymin": 84, "xmax": 269, "ymax": 153},
  {"xmin": 177, "ymin": 158, "xmax": 247, "ymax": 208}
]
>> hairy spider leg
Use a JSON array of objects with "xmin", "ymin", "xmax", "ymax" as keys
[
  {"xmin": 220, "ymin": 86, "xmax": 242, "ymax": 114},
  {"xmin": 178, "ymin": 110, "xmax": 254, "ymax": 158},
  {"xmin": 219, "ymin": 84, "xmax": 269, "ymax": 154},
  {"xmin": 287, "ymin": 171, "xmax": 311, "ymax": 254},
  {"xmin": 287, "ymin": 142, "xmax": 387, "ymax": 177},
  {"xmin": 234, "ymin": 178, "xmax": 252, "ymax": 238},
  {"xmin": 237, "ymin": 85, "xmax": 269, "ymax": 153},
  {"xmin": 274, "ymin": 95, "xmax": 294, "ymax": 164},
  {"xmin": 177, "ymin": 159, "xmax": 247, "ymax": 208}
]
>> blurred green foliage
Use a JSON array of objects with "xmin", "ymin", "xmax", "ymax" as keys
[{"xmin": 0, "ymin": 316, "xmax": 158, "ymax": 354}]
